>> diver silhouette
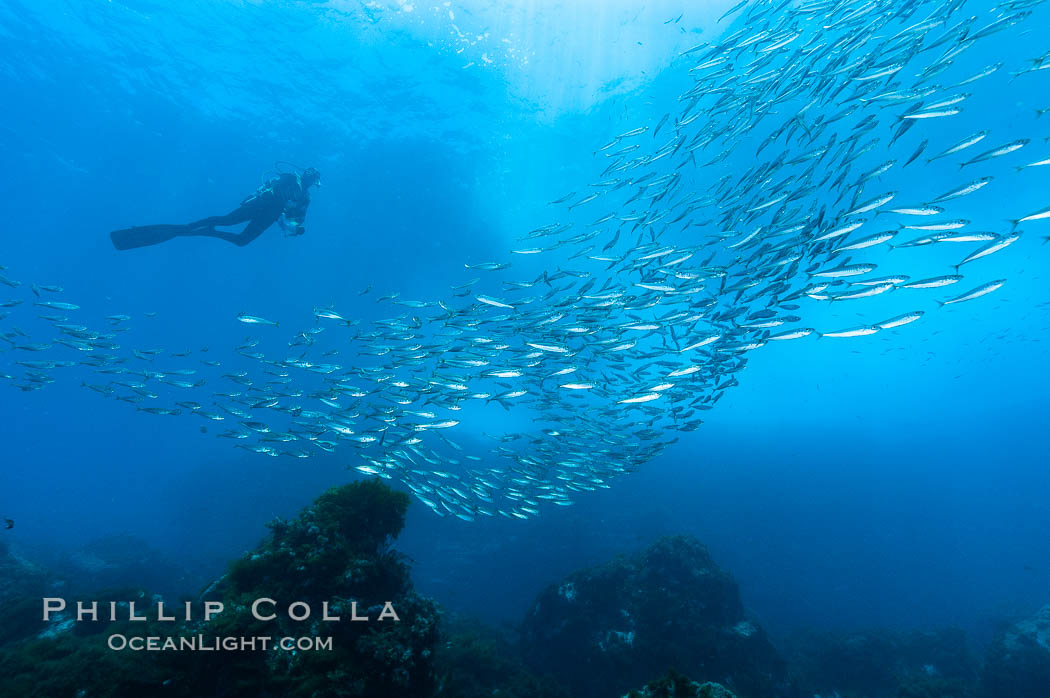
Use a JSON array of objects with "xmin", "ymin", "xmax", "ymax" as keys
[{"xmin": 110, "ymin": 167, "xmax": 321, "ymax": 250}]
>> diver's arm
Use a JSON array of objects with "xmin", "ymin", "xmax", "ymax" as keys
[{"xmin": 277, "ymin": 217, "xmax": 301, "ymax": 236}]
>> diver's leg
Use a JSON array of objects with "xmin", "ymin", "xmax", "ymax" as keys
[
  {"xmin": 182, "ymin": 195, "xmax": 282, "ymax": 246},
  {"xmin": 187, "ymin": 194, "xmax": 274, "ymax": 229},
  {"xmin": 185, "ymin": 216, "xmax": 277, "ymax": 247},
  {"xmin": 187, "ymin": 208, "xmax": 253, "ymax": 230},
  {"xmin": 182, "ymin": 228, "xmax": 242, "ymax": 244},
  {"xmin": 227, "ymin": 217, "xmax": 273, "ymax": 247}
]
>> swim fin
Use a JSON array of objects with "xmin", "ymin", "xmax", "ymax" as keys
[{"xmin": 109, "ymin": 224, "xmax": 191, "ymax": 251}]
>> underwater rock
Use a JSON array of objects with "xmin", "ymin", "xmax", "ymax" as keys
[
  {"xmin": 623, "ymin": 670, "xmax": 739, "ymax": 698},
  {"xmin": 48, "ymin": 533, "xmax": 185, "ymax": 600},
  {"xmin": 0, "ymin": 539, "xmax": 52, "ymax": 603},
  {"xmin": 0, "ymin": 480, "xmax": 443, "ymax": 698},
  {"xmin": 432, "ymin": 615, "xmax": 569, "ymax": 698},
  {"xmin": 179, "ymin": 479, "xmax": 441, "ymax": 698},
  {"xmin": 0, "ymin": 479, "xmax": 590, "ymax": 698},
  {"xmin": 0, "ymin": 540, "xmax": 59, "ymax": 646},
  {"xmin": 220, "ymin": 478, "xmax": 416, "ymax": 602},
  {"xmin": 519, "ymin": 535, "xmax": 784, "ymax": 698},
  {"xmin": 784, "ymin": 627, "xmax": 977, "ymax": 698},
  {"xmin": 980, "ymin": 605, "xmax": 1050, "ymax": 698},
  {"xmin": 0, "ymin": 588, "xmax": 175, "ymax": 697}
]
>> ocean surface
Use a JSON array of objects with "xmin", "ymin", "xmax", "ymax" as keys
[{"xmin": 1, "ymin": 0, "xmax": 1048, "ymax": 656}]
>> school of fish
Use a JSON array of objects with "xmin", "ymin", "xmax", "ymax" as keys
[{"xmin": 2, "ymin": 0, "xmax": 1048, "ymax": 521}]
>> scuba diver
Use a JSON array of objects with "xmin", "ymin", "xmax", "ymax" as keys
[{"xmin": 110, "ymin": 167, "xmax": 321, "ymax": 250}]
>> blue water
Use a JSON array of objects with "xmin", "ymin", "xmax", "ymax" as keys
[{"xmin": 1, "ymin": 0, "xmax": 1048, "ymax": 650}]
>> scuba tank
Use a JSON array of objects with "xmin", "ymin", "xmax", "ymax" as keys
[{"xmin": 240, "ymin": 178, "xmax": 277, "ymax": 206}]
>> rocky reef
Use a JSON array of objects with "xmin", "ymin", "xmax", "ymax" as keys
[
  {"xmin": 0, "ymin": 480, "xmax": 552, "ymax": 698},
  {"xmin": 624, "ymin": 670, "xmax": 739, "ymax": 698},
  {"xmin": 780, "ymin": 608, "xmax": 1050, "ymax": 698},
  {"xmin": 980, "ymin": 604, "xmax": 1050, "ymax": 697},
  {"xmin": 431, "ymin": 616, "xmax": 569, "ymax": 698},
  {"xmin": 784, "ymin": 627, "xmax": 978, "ymax": 698},
  {"xmin": 519, "ymin": 535, "xmax": 785, "ymax": 698},
  {"xmin": 0, "ymin": 539, "xmax": 62, "ymax": 647},
  {"xmin": 176, "ymin": 479, "xmax": 440, "ymax": 698},
  {"xmin": 43, "ymin": 533, "xmax": 186, "ymax": 601},
  {"xmin": 5, "ymin": 489, "xmax": 1050, "ymax": 698}
]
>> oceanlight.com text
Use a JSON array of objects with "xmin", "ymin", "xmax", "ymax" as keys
[{"xmin": 107, "ymin": 634, "xmax": 334, "ymax": 652}]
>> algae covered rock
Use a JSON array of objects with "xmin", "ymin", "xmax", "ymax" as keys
[
  {"xmin": 432, "ymin": 617, "xmax": 569, "ymax": 698},
  {"xmin": 0, "ymin": 479, "xmax": 441, "ymax": 698},
  {"xmin": 49, "ymin": 533, "xmax": 185, "ymax": 600},
  {"xmin": 785, "ymin": 626, "xmax": 977, "ymax": 698},
  {"xmin": 623, "ymin": 669, "xmax": 739, "ymax": 698},
  {"xmin": 520, "ymin": 535, "xmax": 784, "ymax": 698},
  {"xmin": 180, "ymin": 479, "xmax": 440, "ymax": 698},
  {"xmin": 0, "ymin": 539, "xmax": 51, "ymax": 602},
  {"xmin": 222, "ymin": 478, "xmax": 414, "ymax": 602},
  {"xmin": 0, "ymin": 597, "xmax": 171, "ymax": 698},
  {"xmin": 981, "ymin": 604, "xmax": 1050, "ymax": 698},
  {"xmin": 0, "ymin": 540, "xmax": 59, "ymax": 646}
]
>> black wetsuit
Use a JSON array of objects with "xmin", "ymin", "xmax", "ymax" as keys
[
  {"xmin": 186, "ymin": 173, "xmax": 311, "ymax": 246},
  {"xmin": 110, "ymin": 173, "xmax": 312, "ymax": 251}
]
